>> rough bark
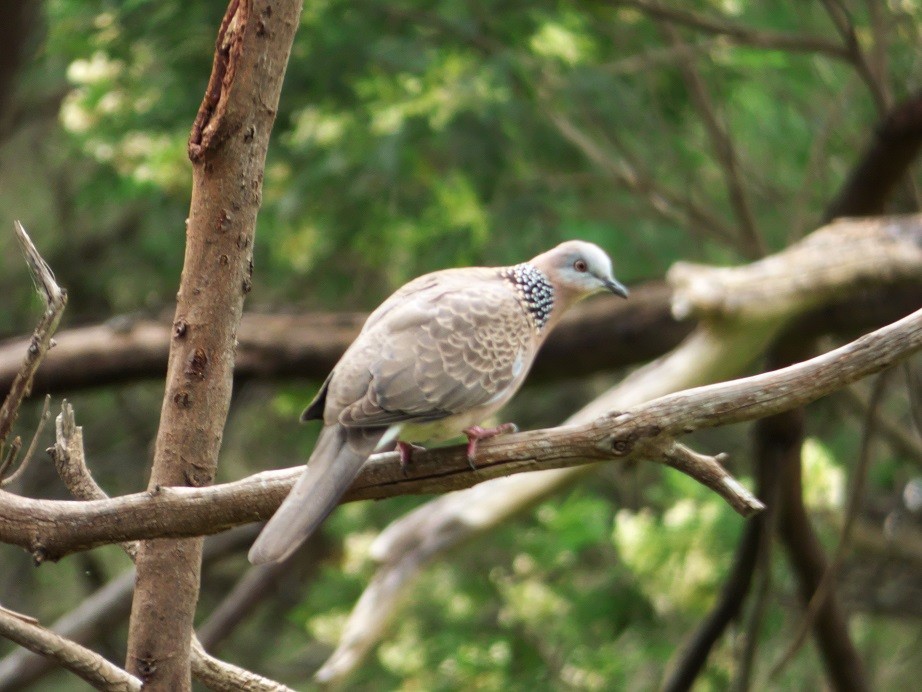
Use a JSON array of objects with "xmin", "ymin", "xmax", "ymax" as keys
[{"xmin": 124, "ymin": 1, "xmax": 303, "ymax": 689}]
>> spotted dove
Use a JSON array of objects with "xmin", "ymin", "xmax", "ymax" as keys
[{"xmin": 248, "ymin": 241, "xmax": 628, "ymax": 564}]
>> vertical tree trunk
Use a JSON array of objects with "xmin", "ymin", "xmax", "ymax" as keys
[{"xmin": 124, "ymin": 1, "xmax": 303, "ymax": 688}]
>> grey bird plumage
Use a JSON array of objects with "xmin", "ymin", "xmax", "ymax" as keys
[{"xmin": 248, "ymin": 241, "xmax": 628, "ymax": 564}]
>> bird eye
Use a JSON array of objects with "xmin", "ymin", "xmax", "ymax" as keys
[{"xmin": 573, "ymin": 259, "xmax": 588, "ymax": 272}]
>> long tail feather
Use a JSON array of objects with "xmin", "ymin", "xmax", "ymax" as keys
[{"xmin": 248, "ymin": 425, "xmax": 380, "ymax": 564}]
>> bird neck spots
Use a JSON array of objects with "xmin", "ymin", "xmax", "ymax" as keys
[{"xmin": 501, "ymin": 262, "xmax": 555, "ymax": 331}]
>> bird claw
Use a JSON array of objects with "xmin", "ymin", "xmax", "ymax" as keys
[
  {"xmin": 463, "ymin": 423, "xmax": 519, "ymax": 470},
  {"xmin": 396, "ymin": 441, "xmax": 426, "ymax": 475}
]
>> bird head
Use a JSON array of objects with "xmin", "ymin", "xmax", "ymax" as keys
[{"xmin": 531, "ymin": 240, "xmax": 629, "ymax": 304}]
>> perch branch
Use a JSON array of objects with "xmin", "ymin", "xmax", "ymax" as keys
[
  {"xmin": 313, "ymin": 211, "xmax": 922, "ymax": 682},
  {"xmin": 0, "ymin": 306, "xmax": 921, "ymax": 559}
]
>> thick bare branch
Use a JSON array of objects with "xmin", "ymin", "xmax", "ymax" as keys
[
  {"xmin": 0, "ymin": 305, "xmax": 920, "ymax": 560},
  {"xmin": 0, "ymin": 282, "xmax": 689, "ymax": 394}
]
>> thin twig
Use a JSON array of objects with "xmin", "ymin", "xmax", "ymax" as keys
[
  {"xmin": 904, "ymin": 361, "xmax": 922, "ymax": 441},
  {"xmin": 731, "ymin": 477, "xmax": 780, "ymax": 691},
  {"xmin": 837, "ymin": 384, "xmax": 922, "ymax": 472},
  {"xmin": 610, "ymin": 0, "xmax": 852, "ymax": 61},
  {"xmin": 770, "ymin": 370, "xmax": 890, "ymax": 679},
  {"xmin": 658, "ymin": 23, "xmax": 765, "ymax": 258},
  {"xmin": 0, "ymin": 437, "xmax": 21, "ymax": 483},
  {"xmin": 819, "ymin": 0, "xmax": 888, "ymax": 112},
  {"xmin": 1, "ymin": 395, "xmax": 51, "ymax": 488},
  {"xmin": 543, "ymin": 102, "xmax": 740, "ymax": 246},
  {"xmin": 863, "ymin": 0, "xmax": 893, "ymax": 108},
  {"xmin": 0, "ymin": 222, "xmax": 67, "ymax": 446}
]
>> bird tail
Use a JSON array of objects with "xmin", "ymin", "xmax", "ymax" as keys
[{"xmin": 248, "ymin": 425, "xmax": 379, "ymax": 564}]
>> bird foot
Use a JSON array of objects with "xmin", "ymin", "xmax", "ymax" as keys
[
  {"xmin": 462, "ymin": 423, "xmax": 519, "ymax": 470},
  {"xmin": 396, "ymin": 441, "xmax": 426, "ymax": 474}
]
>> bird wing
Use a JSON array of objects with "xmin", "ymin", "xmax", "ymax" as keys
[{"xmin": 331, "ymin": 275, "xmax": 535, "ymax": 428}]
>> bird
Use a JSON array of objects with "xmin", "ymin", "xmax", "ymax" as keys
[{"xmin": 248, "ymin": 240, "xmax": 629, "ymax": 564}]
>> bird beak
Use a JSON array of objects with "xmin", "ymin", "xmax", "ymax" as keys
[{"xmin": 603, "ymin": 278, "xmax": 629, "ymax": 299}]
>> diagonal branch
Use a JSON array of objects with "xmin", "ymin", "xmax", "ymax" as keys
[
  {"xmin": 0, "ymin": 222, "xmax": 66, "ymax": 447},
  {"xmin": 0, "ymin": 305, "xmax": 921, "ymax": 560},
  {"xmin": 0, "ymin": 605, "xmax": 141, "ymax": 692},
  {"xmin": 609, "ymin": 0, "xmax": 852, "ymax": 61},
  {"xmin": 312, "ymin": 213, "xmax": 922, "ymax": 682},
  {"xmin": 658, "ymin": 23, "xmax": 765, "ymax": 257}
]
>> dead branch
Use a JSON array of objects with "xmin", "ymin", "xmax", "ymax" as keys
[{"xmin": 0, "ymin": 222, "xmax": 66, "ymax": 447}]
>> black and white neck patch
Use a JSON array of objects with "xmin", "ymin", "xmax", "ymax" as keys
[{"xmin": 501, "ymin": 263, "xmax": 555, "ymax": 330}]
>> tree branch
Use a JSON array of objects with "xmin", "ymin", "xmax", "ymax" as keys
[
  {"xmin": 311, "ymin": 212, "xmax": 922, "ymax": 683},
  {"xmin": 0, "ymin": 282, "xmax": 690, "ymax": 395},
  {"xmin": 609, "ymin": 0, "xmax": 852, "ymax": 61},
  {"xmin": 1, "ymin": 305, "xmax": 921, "ymax": 560},
  {"xmin": 824, "ymin": 89, "xmax": 922, "ymax": 219},
  {"xmin": 0, "ymin": 605, "xmax": 141, "ymax": 692},
  {"xmin": 658, "ymin": 22, "xmax": 765, "ymax": 258},
  {"xmin": 0, "ymin": 222, "xmax": 66, "ymax": 447}
]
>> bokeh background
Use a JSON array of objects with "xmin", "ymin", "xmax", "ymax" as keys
[{"xmin": 0, "ymin": 1, "xmax": 920, "ymax": 689}]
